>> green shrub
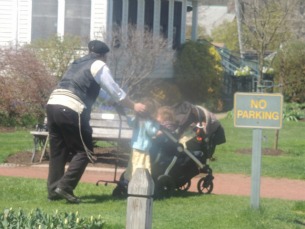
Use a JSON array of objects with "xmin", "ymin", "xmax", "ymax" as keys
[
  {"xmin": 0, "ymin": 46, "xmax": 57, "ymax": 128},
  {"xmin": 283, "ymin": 102, "xmax": 305, "ymax": 121},
  {"xmin": 19, "ymin": 114, "xmax": 38, "ymax": 127},
  {"xmin": 174, "ymin": 40, "xmax": 224, "ymax": 111},
  {"xmin": 28, "ymin": 35, "xmax": 82, "ymax": 79},
  {"xmin": 272, "ymin": 40, "xmax": 305, "ymax": 103},
  {"xmin": 0, "ymin": 112, "xmax": 37, "ymax": 127},
  {"xmin": 0, "ymin": 208, "xmax": 104, "ymax": 229}
]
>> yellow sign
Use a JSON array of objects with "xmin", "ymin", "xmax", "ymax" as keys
[{"xmin": 234, "ymin": 93, "xmax": 283, "ymax": 129}]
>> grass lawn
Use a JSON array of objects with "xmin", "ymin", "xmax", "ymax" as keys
[
  {"xmin": 1, "ymin": 118, "xmax": 305, "ymax": 180},
  {"xmin": 0, "ymin": 129, "xmax": 33, "ymax": 163},
  {"xmin": 0, "ymin": 177, "xmax": 305, "ymax": 229},
  {"xmin": 0, "ymin": 117, "xmax": 305, "ymax": 228},
  {"xmin": 211, "ymin": 118, "xmax": 305, "ymax": 179}
]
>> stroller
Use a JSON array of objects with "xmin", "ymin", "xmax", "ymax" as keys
[
  {"xmin": 112, "ymin": 101, "xmax": 226, "ymax": 198},
  {"xmin": 151, "ymin": 102, "xmax": 226, "ymax": 197}
]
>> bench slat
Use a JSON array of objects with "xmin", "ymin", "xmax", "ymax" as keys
[
  {"xmin": 92, "ymin": 128, "xmax": 132, "ymax": 140},
  {"xmin": 90, "ymin": 119, "xmax": 130, "ymax": 129},
  {"xmin": 90, "ymin": 113, "xmax": 128, "ymax": 121},
  {"xmin": 30, "ymin": 113, "xmax": 133, "ymax": 163},
  {"xmin": 30, "ymin": 131, "xmax": 48, "ymax": 136}
]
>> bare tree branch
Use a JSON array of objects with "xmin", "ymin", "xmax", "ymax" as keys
[
  {"xmin": 99, "ymin": 24, "xmax": 175, "ymax": 98},
  {"xmin": 240, "ymin": 0, "xmax": 299, "ymax": 87}
]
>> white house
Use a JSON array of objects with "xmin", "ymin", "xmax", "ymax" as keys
[
  {"xmin": 0, "ymin": 0, "xmax": 202, "ymax": 80},
  {"xmin": 0, "ymin": 0, "xmax": 200, "ymax": 48}
]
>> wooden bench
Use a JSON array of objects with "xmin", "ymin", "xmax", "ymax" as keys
[{"xmin": 30, "ymin": 112, "xmax": 132, "ymax": 163}]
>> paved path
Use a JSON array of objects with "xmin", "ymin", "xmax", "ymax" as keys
[{"xmin": 1, "ymin": 164, "xmax": 305, "ymax": 201}]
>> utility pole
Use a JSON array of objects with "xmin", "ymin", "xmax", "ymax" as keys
[{"xmin": 235, "ymin": 0, "xmax": 244, "ymax": 60}]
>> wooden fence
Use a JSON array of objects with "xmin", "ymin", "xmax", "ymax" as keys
[{"xmin": 126, "ymin": 168, "xmax": 154, "ymax": 229}]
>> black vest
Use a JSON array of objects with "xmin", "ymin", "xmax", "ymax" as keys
[{"xmin": 57, "ymin": 53, "xmax": 101, "ymax": 115}]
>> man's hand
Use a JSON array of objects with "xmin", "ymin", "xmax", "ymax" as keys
[
  {"xmin": 120, "ymin": 97, "xmax": 146, "ymax": 113},
  {"xmin": 134, "ymin": 103, "xmax": 146, "ymax": 113}
]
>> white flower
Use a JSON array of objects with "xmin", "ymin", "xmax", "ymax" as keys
[{"xmin": 262, "ymin": 67, "xmax": 274, "ymax": 74}]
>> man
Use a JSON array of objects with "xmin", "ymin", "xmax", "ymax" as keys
[{"xmin": 46, "ymin": 40, "xmax": 145, "ymax": 203}]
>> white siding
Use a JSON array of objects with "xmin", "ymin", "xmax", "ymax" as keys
[
  {"xmin": 0, "ymin": 0, "xmax": 31, "ymax": 47},
  {"xmin": 91, "ymin": 0, "xmax": 107, "ymax": 41},
  {"xmin": 149, "ymin": 59, "xmax": 174, "ymax": 79},
  {"xmin": 18, "ymin": 0, "xmax": 31, "ymax": 45},
  {"xmin": 0, "ymin": 0, "xmax": 108, "ymax": 47},
  {"xmin": 0, "ymin": 0, "xmax": 16, "ymax": 46}
]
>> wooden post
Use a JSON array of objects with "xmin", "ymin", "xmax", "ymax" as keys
[{"xmin": 126, "ymin": 168, "xmax": 154, "ymax": 229}]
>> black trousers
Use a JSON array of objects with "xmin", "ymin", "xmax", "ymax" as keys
[{"xmin": 46, "ymin": 104, "xmax": 93, "ymax": 198}]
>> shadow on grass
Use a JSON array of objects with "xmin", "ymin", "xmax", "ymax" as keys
[
  {"xmin": 154, "ymin": 190, "xmax": 204, "ymax": 200},
  {"xmin": 80, "ymin": 190, "xmax": 203, "ymax": 204},
  {"xmin": 80, "ymin": 194, "xmax": 122, "ymax": 204}
]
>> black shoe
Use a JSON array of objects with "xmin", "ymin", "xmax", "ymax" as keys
[
  {"xmin": 55, "ymin": 188, "xmax": 81, "ymax": 204},
  {"xmin": 48, "ymin": 192, "xmax": 63, "ymax": 201}
]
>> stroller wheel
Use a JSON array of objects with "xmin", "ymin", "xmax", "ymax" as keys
[
  {"xmin": 112, "ymin": 185, "xmax": 127, "ymax": 198},
  {"xmin": 112, "ymin": 171, "xmax": 128, "ymax": 198},
  {"xmin": 197, "ymin": 176, "xmax": 214, "ymax": 194},
  {"xmin": 177, "ymin": 180, "xmax": 191, "ymax": 192},
  {"xmin": 156, "ymin": 175, "xmax": 175, "ymax": 198}
]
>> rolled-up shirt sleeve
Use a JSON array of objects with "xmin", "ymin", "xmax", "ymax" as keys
[{"xmin": 91, "ymin": 60, "xmax": 126, "ymax": 102}]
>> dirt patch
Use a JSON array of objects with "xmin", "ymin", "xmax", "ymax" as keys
[
  {"xmin": 4, "ymin": 147, "xmax": 129, "ymax": 168},
  {"xmin": 0, "ymin": 127, "xmax": 17, "ymax": 132},
  {"xmin": 236, "ymin": 148, "xmax": 283, "ymax": 156},
  {"xmin": 6, "ymin": 147, "xmax": 284, "ymax": 166},
  {"xmin": 5, "ymin": 151, "xmax": 34, "ymax": 166}
]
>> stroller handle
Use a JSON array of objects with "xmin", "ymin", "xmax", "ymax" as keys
[{"xmin": 161, "ymin": 127, "xmax": 205, "ymax": 169}]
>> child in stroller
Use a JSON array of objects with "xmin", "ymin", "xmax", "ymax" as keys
[
  {"xmin": 150, "ymin": 101, "xmax": 226, "ymax": 197},
  {"xmin": 112, "ymin": 101, "xmax": 226, "ymax": 198}
]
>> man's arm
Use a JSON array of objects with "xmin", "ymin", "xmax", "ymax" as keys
[
  {"xmin": 92, "ymin": 61, "xmax": 146, "ymax": 113},
  {"xmin": 120, "ymin": 97, "xmax": 146, "ymax": 113}
]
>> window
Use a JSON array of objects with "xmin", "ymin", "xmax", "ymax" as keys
[
  {"xmin": 31, "ymin": 0, "xmax": 58, "ymax": 41},
  {"xmin": 113, "ymin": 0, "xmax": 123, "ymax": 26},
  {"xmin": 145, "ymin": 0, "xmax": 154, "ymax": 30},
  {"xmin": 65, "ymin": 0, "xmax": 91, "ymax": 45},
  {"xmin": 173, "ymin": 1, "xmax": 182, "ymax": 48},
  {"xmin": 128, "ymin": 0, "xmax": 137, "ymax": 25}
]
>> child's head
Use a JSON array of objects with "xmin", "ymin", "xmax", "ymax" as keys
[
  {"xmin": 156, "ymin": 106, "xmax": 175, "ymax": 123},
  {"xmin": 157, "ymin": 106, "xmax": 178, "ymax": 132}
]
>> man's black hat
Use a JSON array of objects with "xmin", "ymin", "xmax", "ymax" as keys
[{"xmin": 88, "ymin": 40, "xmax": 110, "ymax": 55}]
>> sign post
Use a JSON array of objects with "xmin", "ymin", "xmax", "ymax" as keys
[
  {"xmin": 234, "ymin": 92, "xmax": 283, "ymax": 209},
  {"xmin": 251, "ymin": 128, "xmax": 262, "ymax": 209}
]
